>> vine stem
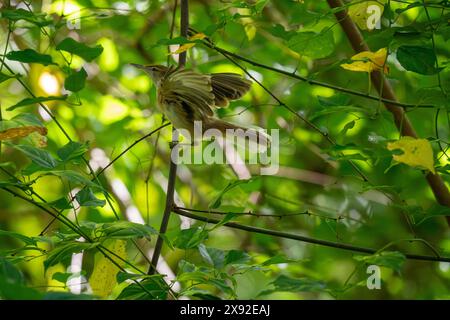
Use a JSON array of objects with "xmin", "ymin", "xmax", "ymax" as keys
[
  {"xmin": 326, "ymin": 0, "xmax": 450, "ymax": 227},
  {"xmin": 173, "ymin": 208, "xmax": 450, "ymax": 263},
  {"xmin": 148, "ymin": 0, "xmax": 188, "ymax": 275}
]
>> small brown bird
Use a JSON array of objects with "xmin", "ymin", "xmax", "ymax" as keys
[{"xmin": 131, "ymin": 64, "xmax": 268, "ymax": 145}]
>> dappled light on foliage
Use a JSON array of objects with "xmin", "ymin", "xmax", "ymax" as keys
[{"xmin": 0, "ymin": 0, "xmax": 450, "ymax": 301}]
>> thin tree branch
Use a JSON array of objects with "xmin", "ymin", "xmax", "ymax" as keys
[
  {"xmin": 175, "ymin": 206, "xmax": 344, "ymax": 221},
  {"xmin": 326, "ymin": 0, "xmax": 450, "ymax": 227},
  {"xmin": 173, "ymin": 207, "xmax": 450, "ymax": 263},
  {"xmin": 97, "ymin": 122, "xmax": 170, "ymax": 177},
  {"xmin": 149, "ymin": 0, "xmax": 187, "ymax": 275}
]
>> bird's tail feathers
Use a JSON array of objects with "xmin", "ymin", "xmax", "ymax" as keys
[{"xmin": 204, "ymin": 118, "xmax": 271, "ymax": 148}]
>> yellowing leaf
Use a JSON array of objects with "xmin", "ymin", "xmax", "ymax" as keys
[
  {"xmin": 245, "ymin": 24, "xmax": 257, "ymax": 41},
  {"xmin": 341, "ymin": 48, "xmax": 389, "ymax": 73},
  {"xmin": 387, "ymin": 137, "xmax": 435, "ymax": 174},
  {"xmin": 0, "ymin": 125, "xmax": 47, "ymax": 141},
  {"xmin": 189, "ymin": 33, "xmax": 206, "ymax": 41},
  {"xmin": 348, "ymin": 1, "xmax": 384, "ymax": 31},
  {"xmin": 89, "ymin": 240, "xmax": 127, "ymax": 298},
  {"xmin": 171, "ymin": 43, "xmax": 196, "ymax": 54},
  {"xmin": 168, "ymin": 33, "xmax": 206, "ymax": 55}
]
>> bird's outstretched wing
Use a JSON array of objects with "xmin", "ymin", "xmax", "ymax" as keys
[
  {"xmin": 210, "ymin": 73, "xmax": 252, "ymax": 107},
  {"xmin": 159, "ymin": 68, "xmax": 215, "ymax": 119}
]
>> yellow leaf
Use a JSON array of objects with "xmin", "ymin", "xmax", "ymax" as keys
[
  {"xmin": 89, "ymin": 240, "xmax": 127, "ymax": 298},
  {"xmin": 0, "ymin": 125, "xmax": 47, "ymax": 141},
  {"xmin": 387, "ymin": 137, "xmax": 435, "ymax": 174},
  {"xmin": 189, "ymin": 33, "xmax": 206, "ymax": 41},
  {"xmin": 341, "ymin": 48, "xmax": 389, "ymax": 73},
  {"xmin": 348, "ymin": 1, "xmax": 384, "ymax": 31},
  {"xmin": 170, "ymin": 43, "xmax": 196, "ymax": 55},
  {"xmin": 168, "ymin": 33, "xmax": 206, "ymax": 55},
  {"xmin": 245, "ymin": 24, "xmax": 257, "ymax": 41}
]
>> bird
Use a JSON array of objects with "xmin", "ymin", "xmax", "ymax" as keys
[{"xmin": 130, "ymin": 63, "xmax": 269, "ymax": 146}]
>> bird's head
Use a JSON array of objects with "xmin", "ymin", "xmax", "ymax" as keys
[{"xmin": 130, "ymin": 64, "xmax": 170, "ymax": 83}]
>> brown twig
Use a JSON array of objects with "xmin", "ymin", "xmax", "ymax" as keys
[{"xmin": 148, "ymin": 0, "xmax": 187, "ymax": 275}]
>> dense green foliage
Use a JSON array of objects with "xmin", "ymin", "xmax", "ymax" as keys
[{"xmin": 0, "ymin": 0, "xmax": 449, "ymax": 300}]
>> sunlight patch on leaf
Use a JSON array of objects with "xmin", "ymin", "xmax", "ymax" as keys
[
  {"xmin": 0, "ymin": 126, "xmax": 47, "ymax": 141},
  {"xmin": 341, "ymin": 48, "xmax": 389, "ymax": 73},
  {"xmin": 387, "ymin": 137, "xmax": 435, "ymax": 173},
  {"xmin": 90, "ymin": 240, "xmax": 127, "ymax": 298}
]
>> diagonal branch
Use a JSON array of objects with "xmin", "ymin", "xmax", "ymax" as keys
[
  {"xmin": 148, "ymin": 0, "xmax": 187, "ymax": 275},
  {"xmin": 326, "ymin": 0, "xmax": 450, "ymax": 227},
  {"xmin": 173, "ymin": 207, "xmax": 450, "ymax": 263}
]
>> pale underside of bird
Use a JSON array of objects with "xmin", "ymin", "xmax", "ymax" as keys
[{"xmin": 131, "ymin": 64, "xmax": 269, "ymax": 146}]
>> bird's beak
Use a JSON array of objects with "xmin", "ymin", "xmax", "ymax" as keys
[{"xmin": 129, "ymin": 63, "xmax": 146, "ymax": 70}]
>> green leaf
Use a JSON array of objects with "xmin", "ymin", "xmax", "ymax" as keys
[
  {"xmin": 173, "ymin": 227, "xmax": 208, "ymax": 249},
  {"xmin": 354, "ymin": 251, "xmax": 406, "ymax": 272},
  {"xmin": 260, "ymin": 254, "xmax": 295, "ymax": 266},
  {"xmin": 1, "ymin": 8, "xmax": 52, "ymax": 27},
  {"xmin": 6, "ymin": 49, "xmax": 56, "ymax": 66},
  {"xmin": 43, "ymin": 292, "xmax": 94, "ymax": 300},
  {"xmin": 267, "ymin": 24, "xmax": 296, "ymax": 40},
  {"xmin": 182, "ymin": 289, "xmax": 222, "ymax": 300},
  {"xmin": 117, "ymin": 272, "xmax": 163, "ymax": 284},
  {"xmin": 396, "ymin": 45, "xmax": 443, "ymax": 75},
  {"xmin": 366, "ymin": 28, "xmax": 395, "ymax": 50},
  {"xmin": 288, "ymin": 29, "xmax": 335, "ymax": 59},
  {"xmin": 10, "ymin": 113, "xmax": 44, "ymax": 127},
  {"xmin": 14, "ymin": 145, "xmax": 58, "ymax": 169},
  {"xmin": 0, "ymin": 229, "xmax": 37, "ymax": 246},
  {"xmin": 437, "ymin": 25, "xmax": 450, "ymax": 41},
  {"xmin": 57, "ymin": 141, "xmax": 88, "ymax": 161},
  {"xmin": 259, "ymin": 275, "xmax": 326, "ymax": 296},
  {"xmin": 48, "ymin": 197, "xmax": 73, "ymax": 210},
  {"xmin": 7, "ymin": 95, "xmax": 67, "ymax": 111},
  {"xmin": 52, "ymin": 272, "xmax": 72, "ymax": 283},
  {"xmin": 44, "ymin": 242, "xmax": 98, "ymax": 271},
  {"xmin": 0, "ymin": 258, "xmax": 43, "ymax": 299},
  {"xmin": 0, "ymin": 178, "xmax": 33, "ymax": 190},
  {"xmin": 44, "ymin": 170, "xmax": 99, "ymax": 188},
  {"xmin": 56, "ymin": 38, "xmax": 103, "ymax": 62},
  {"xmin": 0, "ymin": 257, "xmax": 25, "ymax": 284},
  {"xmin": 209, "ymin": 179, "xmax": 254, "ymax": 209},
  {"xmin": 198, "ymin": 245, "xmax": 225, "ymax": 269},
  {"xmin": 157, "ymin": 36, "xmax": 193, "ymax": 45},
  {"xmin": 117, "ymin": 278, "xmax": 167, "ymax": 300},
  {"xmin": 75, "ymin": 188, "xmax": 105, "ymax": 207},
  {"xmin": 64, "ymin": 68, "xmax": 88, "ymax": 92},
  {"xmin": 224, "ymin": 250, "xmax": 251, "ymax": 265},
  {"xmin": 97, "ymin": 221, "xmax": 157, "ymax": 240},
  {"xmin": 209, "ymin": 212, "xmax": 237, "ymax": 231},
  {"xmin": 0, "ymin": 72, "xmax": 17, "ymax": 84}
]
